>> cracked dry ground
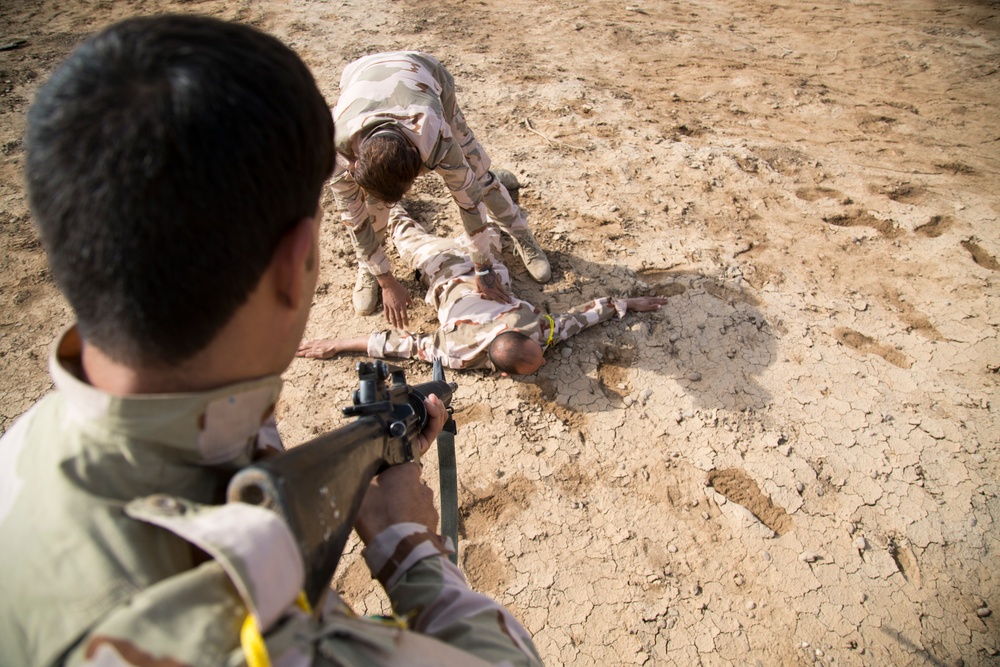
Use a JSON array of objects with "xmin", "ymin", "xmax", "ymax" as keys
[{"xmin": 1, "ymin": 0, "xmax": 998, "ymax": 665}]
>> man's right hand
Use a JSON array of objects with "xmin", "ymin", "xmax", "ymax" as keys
[
  {"xmin": 355, "ymin": 462, "xmax": 438, "ymax": 544},
  {"xmin": 354, "ymin": 394, "xmax": 446, "ymax": 543},
  {"xmin": 377, "ymin": 273, "xmax": 412, "ymax": 328},
  {"xmin": 296, "ymin": 336, "xmax": 369, "ymax": 359}
]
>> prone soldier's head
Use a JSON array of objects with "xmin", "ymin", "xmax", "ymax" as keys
[
  {"xmin": 353, "ymin": 126, "xmax": 423, "ymax": 204},
  {"xmin": 26, "ymin": 15, "xmax": 334, "ymax": 368},
  {"xmin": 488, "ymin": 332, "xmax": 546, "ymax": 376}
]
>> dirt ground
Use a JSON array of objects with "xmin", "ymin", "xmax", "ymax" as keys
[{"xmin": 2, "ymin": 0, "xmax": 999, "ymax": 665}]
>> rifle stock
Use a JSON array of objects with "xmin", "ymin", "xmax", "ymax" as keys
[{"xmin": 227, "ymin": 360, "xmax": 456, "ymax": 608}]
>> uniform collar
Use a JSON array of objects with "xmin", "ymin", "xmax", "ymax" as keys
[{"xmin": 49, "ymin": 326, "xmax": 284, "ymax": 465}]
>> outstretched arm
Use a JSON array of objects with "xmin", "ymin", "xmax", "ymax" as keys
[
  {"xmin": 298, "ymin": 330, "xmax": 474, "ymax": 370},
  {"xmin": 431, "ymin": 137, "xmax": 513, "ymax": 305},
  {"xmin": 330, "ymin": 154, "xmax": 393, "ymax": 278},
  {"xmin": 296, "ymin": 337, "xmax": 369, "ymax": 359},
  {"xmin": 330, "ymin": 156, "xmax": 415, "ymax": 325},
  {"xmin": 551, "ymin": 295, "xmax": 669, "ymax": 345}
]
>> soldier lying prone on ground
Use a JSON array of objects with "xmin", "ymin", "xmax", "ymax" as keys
[{"xmin": 298, "ymin": 204, "xmax": 668, "ymax": 375}]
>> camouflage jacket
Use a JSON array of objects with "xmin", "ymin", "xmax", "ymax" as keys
[
  {"xmin": 0, "ymin": 327, "xmax": 543, "ymax": 667},
  {"xmin": 330, "ymin": 51, "xmax": 493, "ymax": 274},
  {"xmin": 367, "ymin": 261, "xmax": 629, "ymax": 370}
]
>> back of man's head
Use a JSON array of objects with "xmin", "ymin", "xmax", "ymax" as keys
[
  {"xmin": 488, "ymin": 331, "xmax": 545, "ymax": 375},
  {"xmin": 26, "ymin": 15, "xmax": 334, "ymax": 366}
]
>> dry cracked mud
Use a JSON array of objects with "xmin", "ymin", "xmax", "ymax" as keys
[{"xmin": 1, "ymin": 0, "xmax": 998, "ymax": 664}]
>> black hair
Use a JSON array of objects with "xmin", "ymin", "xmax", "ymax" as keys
[
  {"xmin": 353, "ymin": 128, "xmax": 422, "ymax": 204},
  {"xmin": 26, "ymin": 14, "xmax": 334, "ymax": 365},
  {"xmin": 487, "ymin": 331, "xmax": 541, "ymax": 374}
]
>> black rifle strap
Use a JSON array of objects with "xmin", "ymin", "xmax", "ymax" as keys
[{"xmin": 436, "ymin": 416, "xmax": 459, "ymax": 564}]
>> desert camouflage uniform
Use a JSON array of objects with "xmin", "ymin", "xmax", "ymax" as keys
[
  {"xmin": 366, "ymin": 208, "xmax": 628, "ymax": 370},
  {"xmin": 331, "ymin": 51, "xmax": 528, "ymax": 277},
  {"xmin": 0, "ymin": 327, "xmax": 543, "ymax": 667}
]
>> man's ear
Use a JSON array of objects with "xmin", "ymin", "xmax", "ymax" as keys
[{"xmin": 271, "ymin": 215, "xmax": 317, "ymax": 310}]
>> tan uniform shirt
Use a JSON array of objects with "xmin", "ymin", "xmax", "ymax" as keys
[
  {"xmin": 331, "ymin": 51, "xmax": 497, "ymax": 275},
  {"xmin": 0, "ymin": 327, "xmax": 543, "ymax": 666}
]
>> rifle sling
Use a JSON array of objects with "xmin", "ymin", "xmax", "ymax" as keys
[{"xmin": 436, "ymin": 424, "xmax": 459, "ymax": 564}]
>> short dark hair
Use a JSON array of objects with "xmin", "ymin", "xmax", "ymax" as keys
[
  {"xmin": 26, "ymin": 15, "xmax": 334, "ymax": 365},
  {"xmin": 487, "ymin": 331, "xmax": 541, "ymax": 374},
  {"xmin": 353, "ymin": 128, "xmax": 422, "ymax": 204}
]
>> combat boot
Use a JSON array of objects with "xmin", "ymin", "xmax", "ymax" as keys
[
  {"xmin": 352, "ymin": 267, "xmax": 379, "ymax": 315},
  {"xmin": 490, "ymin": 168, "xmax": 521, "ymax": 204},
  {"xmin": 510, "ymin": 229, "xmax": 551, "ymax": 283}
]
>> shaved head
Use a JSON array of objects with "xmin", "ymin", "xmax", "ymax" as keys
[{"xmin": 488, "ymin": 331, "xmax": 545, "ymax": 375}]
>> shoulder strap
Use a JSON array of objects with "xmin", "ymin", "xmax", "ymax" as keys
[
  {"xmin": 436, "ymin": 426, "xmax": 459, "ymax": 565},
  {"xmin": 125, "ymin": 495, "xmax": 304, "ymax": 633}
]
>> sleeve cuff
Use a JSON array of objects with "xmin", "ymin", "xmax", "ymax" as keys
[
  {"xmin": 360, "ymin": 250, "xmax": 392, "ymax": 277},
  {"xmin": 367, "ymin": 332, "xmax": 387, "ymax": 358},
  {"xmin": 460, "ymin": 210, "xmax": 496, "ymax": 267},
  {"xmin": 362, "ymin": 523, "xmax": 455, "ymax": 590},
  {"xmin": 612, "ymin": 298, "xmax": 628, "ymax": 319}
]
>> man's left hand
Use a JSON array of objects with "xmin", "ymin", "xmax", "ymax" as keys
[
  {"xmin": 475, "ymin": 267, "xmax": 512, "ymax": 304},
  {"xmin": 416, "ymin": 394, "xmax": 447, "ymax": 456}
]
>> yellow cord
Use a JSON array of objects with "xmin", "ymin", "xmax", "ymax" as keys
[
  {"xmin": 240, "ymin": 616, "xmax": 269, "ymax": 667},
  {"xmin": 241, "ymin": 592, "xmax": 313, "ymax": 667},
  {"xmin": 544, "ymin": 314, "xmax": 555, "ymax": 349}
]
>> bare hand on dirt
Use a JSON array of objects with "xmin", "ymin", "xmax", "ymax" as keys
[
  {"xmin": 624, "ymin": 296, "xmax": 669, "ymax": 312},
  {"xmin": 378, "ymin": 273, "xmax": 412, "ymax": 328},
  {"xmin": 296, "ymin": 339, "xmax": 342, "ymax": 359}
]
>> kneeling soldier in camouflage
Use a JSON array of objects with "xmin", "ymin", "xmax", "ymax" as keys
[{"xmin": 331, "ymin": 51, "xmax": 551, "ymax": 328}]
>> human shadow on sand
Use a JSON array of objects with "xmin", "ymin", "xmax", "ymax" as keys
[
  {"xmin": 491, "ymin": 248, "xmax": 778, "ymax": 418},
  {"xmin": 382, "ymin": 192, "xmax": 777, "ymax": 419}
]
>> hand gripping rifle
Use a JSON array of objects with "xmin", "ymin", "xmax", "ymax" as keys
[{"xmin": 227, "ymin": 359, "xmax": 457, "ymax": 609}]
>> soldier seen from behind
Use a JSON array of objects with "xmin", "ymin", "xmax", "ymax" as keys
[{"xmin": 0, "ymin": 15, "xmax": 543, "ymax": 667}]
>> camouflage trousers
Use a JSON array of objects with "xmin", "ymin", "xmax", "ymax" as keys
[
  {"xmin": 387, "ymin": 206, "xmax": 512, "ymax": 293},
  {"xmin": 360, "ymin": 169, "xmax": 529, "ymax": 269}
]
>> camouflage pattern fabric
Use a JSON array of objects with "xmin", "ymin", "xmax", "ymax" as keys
[
  {"xmin": 0, "ymin": 327, "xmax": 543, "ymax": 667},
  {"xmin": 330, "ymin": 51, "xmax": 529, "ymax": 276},
  {"xmin": 366, "ymin": 207, "xmax": 628, "ymax": 369}
]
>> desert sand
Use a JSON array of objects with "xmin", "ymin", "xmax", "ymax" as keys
[{"xmin": 1, "ymin": 0, "xmax": 998, "ymax": 664}]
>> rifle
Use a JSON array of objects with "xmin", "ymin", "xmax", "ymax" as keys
[{"xmin": 227, "ymin": 359, "xmax": 457, "ymax": 609}]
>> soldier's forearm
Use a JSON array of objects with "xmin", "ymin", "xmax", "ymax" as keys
[
  {"xmin": 382, "ymin": 556, "xmax": 545, "ymax": 667},
  {"xmin": 553, "ymin": 297, "xmax": 626, "ymax": 345},
  {"xmin": 374, "ymin": 271, "xmax": 400, "ymax": 287},
  {"xmin": 337, "ymin": 337, "xmax": 371, "ymax": 354}
]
